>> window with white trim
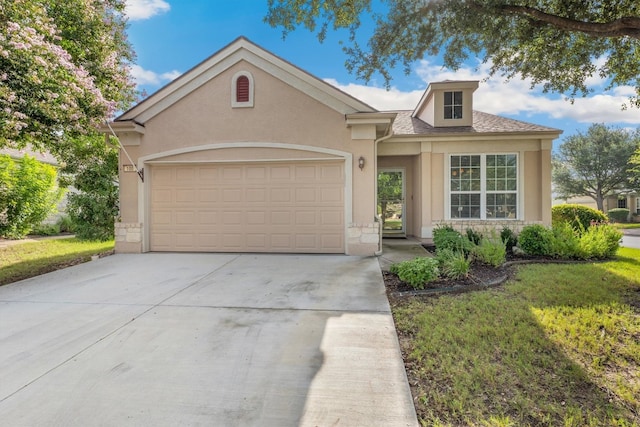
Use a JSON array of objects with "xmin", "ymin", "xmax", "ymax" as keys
[
  {"xmin": 444, "ymin": 91, "xmax": 463, "ymax": 119},
  {"xmin": 449, "ymin": 154, "xmax": 518, "ymax": 219},
  {"xmin": 636, "ymin": 197, "xmax": 640, "ymax": 214},
  {"xmin": 231, "ymin": 71, "xmax": 254, "ymax": 108}
]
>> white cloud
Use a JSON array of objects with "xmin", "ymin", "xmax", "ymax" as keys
[
  {"xmin": 125, "ymin": 0, "xmax": 170, "ymax": 21},
  {"xmin": 324, "ymin": 79, "xmax": 423, "ymax": 110},
  {"xmin": 130, "ymin": 64, "xmax": 181, "ymax": 86},
  {"xmin": 326, "ymin": 60, "xmax": 640, "ymax": 125}
]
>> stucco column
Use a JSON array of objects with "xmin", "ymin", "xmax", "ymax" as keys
[
  {"xmin": 540, "ymin": 141, "xmax": 552, "ymax": 226},
  {"xmin": 420, "ymin": 150, "xmax": 433, "ymax": 238},
  {"xmin": 115, "ymin": 140, "xmax": 143, "ymax": 253}
]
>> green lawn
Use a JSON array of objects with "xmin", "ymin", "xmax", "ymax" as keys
[
  {"xmin": 392, "ymin": 247, "xmax": 640, "ymax": 426},
  {"xmin": 0, "ymin": 238, "xmax": 114, "ymax": 286},
  {"xmin": 614, "ymin": 223, "xmax": 640, "ymax": 229}
]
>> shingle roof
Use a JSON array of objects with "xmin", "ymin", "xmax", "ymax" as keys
[
  {"xmin": 390, "ymin": 110, "xmax": 561, "ymax": 135},
  {"xmin": 0, "ymin": 147, "xmax": 58, "ymax": 165}
]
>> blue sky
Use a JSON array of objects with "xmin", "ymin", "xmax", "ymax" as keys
[{"xmin": 124, "ymin": 0, "xmax": 640, "ymax": 142}]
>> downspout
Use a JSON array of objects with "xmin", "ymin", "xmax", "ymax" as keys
[{"xmin": 374, "ymin": 128, "xmax": 394, "ymax": 256}]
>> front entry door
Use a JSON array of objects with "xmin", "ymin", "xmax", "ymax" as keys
[{"xmin": 378, "ymin": 169, "xmax": 405, "ymax": 236}]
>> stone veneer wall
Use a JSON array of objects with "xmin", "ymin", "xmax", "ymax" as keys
[
  {"xmin": 433, "ymin": 220, "xmax": 542, "ymax": 235},
  {"xmin": 114, "ymin": 222, "xmax": 142, "ymax": 253},
  {"xmin": 347, "ymin": 222, "xmax": 380, "ymax": 255},
  {"xmin": 113, "ymin": 222, "xmax": 381, "ymax": 255}
]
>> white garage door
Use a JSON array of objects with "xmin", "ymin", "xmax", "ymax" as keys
[{"xmin": 148, "ymin": 161, "xmax": 345, "ymax": 253}]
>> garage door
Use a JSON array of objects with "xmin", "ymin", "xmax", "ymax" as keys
[{"xmin": 148, "ymin": 161, "xmax": 345, "ymax": 253}]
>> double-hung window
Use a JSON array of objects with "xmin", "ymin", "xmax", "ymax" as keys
[
  {"xmin": 444, "ymin": 91, "xmax": 463, "ymax": 119},
  {"xmin": 449, "ymin": 154, "xmax": 518, "ymax": 219}
]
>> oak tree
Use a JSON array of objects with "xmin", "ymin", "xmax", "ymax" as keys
[
  {"xmin": 553, "ymin": 124, "xmax": 639, "ymax": 211},
  {"xmin": 266, "ymin": 0, "xmax": 640, "ymax": 106}
]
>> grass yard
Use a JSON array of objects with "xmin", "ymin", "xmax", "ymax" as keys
[
  {"xmin": 0, "ymin": 238, "xmax": 114, "ymax": 286},
  {"xmin": 392, "ymin": 247, "xmax": 640, "ymax": 426},
  {"xmin": 615, "ymin": 223, "xmax": 640, "ymax": 230}
]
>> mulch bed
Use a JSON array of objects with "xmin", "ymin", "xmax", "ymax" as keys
[
  {"xmin": 383, "ymin": 262, "xmax": 510, "ymax": 302},
  {"xmin": 383, "ymin": 251, "xmax": 585, "ymax": 301}
]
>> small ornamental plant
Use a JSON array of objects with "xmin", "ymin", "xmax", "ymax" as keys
[{"xmin": 390, "ymin": 257, "xmax": 440, "ymax": 290}]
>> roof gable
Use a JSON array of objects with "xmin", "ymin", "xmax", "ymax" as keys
[{"xmin": 117, "ymin": 37, "xmax": 376, "ymax": 123}]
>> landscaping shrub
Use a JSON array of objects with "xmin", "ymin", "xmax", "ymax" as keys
[
  {"xmin": 500, "ymin": 227, "xmax": 518, "ymax": 253},
  {"xmin": 549, "ymin": 222, "xmax": 582, "ymax": 259},
  {"xmin": 578, "ymin": 223, "xmax": 622, "ymax": 259},
  {"xmin": 433, "ymin": 226, "xmax": 474, "ymax": 254},
  {"xmin": 0, "ymin": 155, "xmax": 64, "ymax": 239},
  {"xmin": 66, "ymin": 148, "xmax": 118, "ymax": 241},
  {"xmin": 56, "ymin": 215, "xmax": 75, "ymax": 233},
  {"xmin": 465, "ymin": 228, "xmax": 483, "ymax": 246},
  {"xmin": 436, "ymin": 248, "xmax": 470, "ymax": 279},
  {"xmin": 552, "ymin": 204, "xmax": 607, "ymax": 231},
  {"xmin": 471, "ymin": 234, "xmax": 506, "ymax": 267},
  {"xmin": 607, "ymin": 208, "xmax": 629, "ymax": 223},
  {"xmin": 519, "ymin": 222, "xmax": 621, "ymax": 260},
  {"xmin": 518, "ymin": 224, "xmax": 554, "ymax": 256},
  {"xmin": 31, "ymin": 223, "xmax": 61, "ymax": 236},
  {"xmin": 390, "ymin": 257, "xmax": 440, "ymax": 289}
]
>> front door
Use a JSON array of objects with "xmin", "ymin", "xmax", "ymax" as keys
[{"xmin": 378, "ymin": 169, "xmax": 405, "ymax": 236}]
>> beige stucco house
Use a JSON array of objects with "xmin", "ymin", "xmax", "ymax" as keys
[
  {"xmin": 555, "ymin": 193, "xmax": 640, "ymax": 219},
  {"xmin": 107, "ymin": 37, "xmax": 561, "ymax": 256}
]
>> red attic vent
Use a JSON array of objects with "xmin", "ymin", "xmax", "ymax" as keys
[{"xmin": 236, "ymin": 75, "xmax": 250, "ymax": 103}]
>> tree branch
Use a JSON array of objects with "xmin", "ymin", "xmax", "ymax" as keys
[{"xmin": 471, "ymin": 2, "xmax": 640, "ymax": 38}]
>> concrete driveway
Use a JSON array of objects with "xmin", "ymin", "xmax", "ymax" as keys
[{"xmin": 0, "ymin": 253, "xmax": 417, "ymax": 426}]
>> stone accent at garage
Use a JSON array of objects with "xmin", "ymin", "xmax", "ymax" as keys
[
  {"xmin": 115, "ymin": 222, "xmax": 143, "ymax": 253},
  {"xmin": 347, "ymin": 222, "xmax": 380, "ymax": 255}
]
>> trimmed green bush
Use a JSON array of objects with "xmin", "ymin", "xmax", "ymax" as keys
[
  {"xmin": 433, "ymin": 226, "xmax": 474, "ymax": 254},
  {"xmin": 0, "ymin": 155, "xmax": 64, "ymax": 239},
  {"xmin": 552, "ymin": 204, "xmax": 607, "ymax": 231},
  {"xmin": 607, "ymin": 208, "xmax": 629, "ymax": 223},
  {"xmin": 436, "ymin": 249, "xmax": 470, "ymax": 279},
  {"xmin": 471, "ymin": 235, "xmax": 506, "ymax": 267},
  {"xmin": 390, "ymin": 257, "xmax": 440, "ymax": 289},
  {"xmin": 518, "ymin": 224, "xmax": 554, "ymax": 256}
]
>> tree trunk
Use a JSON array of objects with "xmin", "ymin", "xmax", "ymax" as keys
[{"xmin": 595, "ymin": 194, "xmax": 604, "ymax": 212}]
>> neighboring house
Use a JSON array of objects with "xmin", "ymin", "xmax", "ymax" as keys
[
  {"xmin": 555, "ymin": 193, "xmax": 640, "ymax": 218},
  {"xmin": 106, "ymin": 37, "xmax": 561, "ymax": 255}
]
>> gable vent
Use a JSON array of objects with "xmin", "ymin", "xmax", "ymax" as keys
[
  {"xmin": 231, "ymin": 71, "xmax": 254, "ymax": 108},
  {"xmin": 236, "ymin": 76, "xmax": 250, "ymax": 103}
]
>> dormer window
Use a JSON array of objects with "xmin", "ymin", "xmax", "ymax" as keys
[
  {"xmin": 231, "ymin": 71, "xmax": 254, "ymax": 108},
  {"xmin": 444, "ymin": 91, "xmax": 463, "ymax": 119}
]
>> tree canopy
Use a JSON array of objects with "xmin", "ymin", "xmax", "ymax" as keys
[
  {"xmin": 553, "ymin": 124, "xmax": 639, "ymax": 211},
  {"xmin": 265, "ymin": 0, "xmax": 640, "ymax": 106},
  {"xmin": 0, "ymin": 0, "xmax": 136, "ymax": 152}
]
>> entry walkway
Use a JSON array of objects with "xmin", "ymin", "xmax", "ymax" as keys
[{"xmin": 378, "ymin": 238, "xmax": 432, "ymax": 272}]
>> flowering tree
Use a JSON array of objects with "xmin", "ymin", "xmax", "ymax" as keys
[{"xmin": 0, "ymin": 0, "xmax": 136, "ymax": 152}]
